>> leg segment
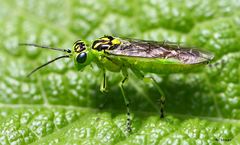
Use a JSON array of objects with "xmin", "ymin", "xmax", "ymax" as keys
[
  {"xmin": 144, "ymin": 77, "xmax": 165, "ymax": 118},
  {"xmin": 100, "ymin": 69, "xmax": 107, "ymax": 93},
  {"xmin": 119, "ymin": 70, "xmax": 132, "ymax": 132},
  {"xmin": 131, "ymin": 67, "xmax": 166, "ymax": 118}
]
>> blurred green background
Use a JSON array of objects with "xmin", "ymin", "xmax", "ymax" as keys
[{"xmin": 0, "ymin": 0, "xmax": 240, "ymax": 144}]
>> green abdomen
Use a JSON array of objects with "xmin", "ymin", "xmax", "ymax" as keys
[{"xmin": 122, "ymin": 57, "xmax": 206, "ymax": 74}]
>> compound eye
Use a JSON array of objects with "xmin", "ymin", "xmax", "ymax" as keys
[{"xmin": 76, "ymin": 52, "xmax": 87, "ymax": 63}]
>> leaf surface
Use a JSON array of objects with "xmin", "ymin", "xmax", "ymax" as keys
[{"xmin": 0, "ymin": 0, "xmax": 240, "ymax": 144}]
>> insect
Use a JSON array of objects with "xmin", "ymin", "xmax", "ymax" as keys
[{"xmin": 20, "ymin": 35, "xmax": 214, "ymax": 132}]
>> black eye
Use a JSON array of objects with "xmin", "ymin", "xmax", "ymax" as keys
[{"xmin": 76, "ymin": 52, "xmax": 87, "ymax": 63}]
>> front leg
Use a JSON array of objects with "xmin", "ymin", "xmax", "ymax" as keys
[
  {"xmin": 119, "ymin": 69, "xmax": 132, "ymax": 133},
  {"xmin": 100, "ymin": 69, "xmax": 108, "ymax": 93}
]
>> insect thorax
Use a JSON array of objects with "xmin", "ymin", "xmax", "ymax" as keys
[{"xmin": 92, "ymin": 35, "xmax": 121, "ymax": 51}]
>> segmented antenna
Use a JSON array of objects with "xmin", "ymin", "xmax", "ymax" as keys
[
  {"xmin": 19, "ymin": 43, "xmax": 71, "ymax": 53},
  {"xmin": 26, "ymin": 55, "xmax": 70, "ymax": 77},
  {"xmin": 19, "ymin": 43, "xmax": 72, "ymax": 77}
]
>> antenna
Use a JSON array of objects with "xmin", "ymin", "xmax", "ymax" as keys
[
  {"xmin": 19, "ymin": 43, "xmax": 71, "ymax": 53},
  {"xmin": 27, "ymin": 55, "xmax": 70, "ymax": 77},
  {"xmin": 19, "ymin": 43, "xmax": 72, "ymax": 77}
]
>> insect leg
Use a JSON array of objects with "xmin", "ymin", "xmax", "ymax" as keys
[
  {"xmin": 100, "ymin": 69, "xmax": 108, "ymax": 93},
  {"xmin": 131, "ymin": 67, "xmax": 165, "ymax": 118},
  {"xmin": 145, "ymin": 77, "xmax": 165, "ymax": 118},
  {"xmin": 162, "ymin": 40, "xmax": 166, "ymax": 46},
  {"xmin": 119, "ymin": 69, "xmax": 132, "ymax": 132}
]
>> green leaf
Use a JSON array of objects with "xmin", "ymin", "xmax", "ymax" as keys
[{"xmin": 0, "ymin": 0, "xmax": 240, "ymax": 144}]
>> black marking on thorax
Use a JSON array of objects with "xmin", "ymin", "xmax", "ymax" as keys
[{"xmin": 92, "ymin": 36, "xmax": 119, "ymax": 51}]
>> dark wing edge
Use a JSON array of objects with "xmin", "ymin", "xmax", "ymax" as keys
[{"xmin": 118, "ymin": 36, "xmax": 183, "ymax": 47}]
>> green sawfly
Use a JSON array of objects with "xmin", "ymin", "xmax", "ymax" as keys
[{"xmin": 20, "ymin": 35, "xmax": 214, "ymax": 132}]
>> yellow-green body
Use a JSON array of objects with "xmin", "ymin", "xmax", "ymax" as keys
[
  {"xmin": 74, "ymin": 36, "xmax": 213, "ymax": 75},
  {"xmin": 23, "ymin": 35, "xmax": 215, "ymax": 133}
]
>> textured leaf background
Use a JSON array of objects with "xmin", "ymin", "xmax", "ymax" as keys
[{"xmin": 0, "ymin": 0, "xmax": 240, "ymax": 144}]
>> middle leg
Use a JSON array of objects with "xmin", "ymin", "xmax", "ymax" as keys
[{"xmin": 119, "ymin": 69, "xmax": 132, "ymax": 132}]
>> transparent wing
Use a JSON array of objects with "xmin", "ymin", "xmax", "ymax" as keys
[{"xmin": 107, "ymin": 38, "xmax": 214, "ymax": 64}]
